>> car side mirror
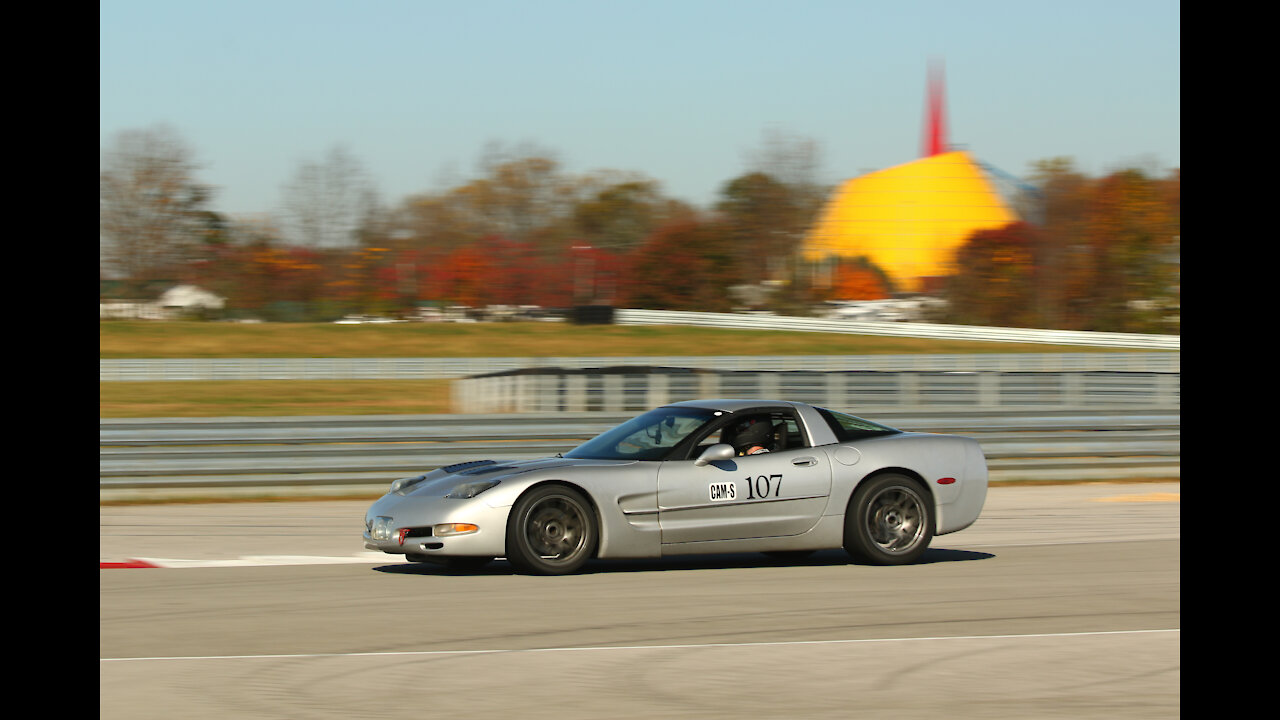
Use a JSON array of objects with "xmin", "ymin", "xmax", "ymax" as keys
[{"xmin": 694, "ymin": 443, "xmax": 736, "ymax": 467}]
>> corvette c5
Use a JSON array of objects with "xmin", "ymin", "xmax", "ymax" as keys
[{"xmin": 364, "ymin": 399, "xmax": 987, "ymax": 574}]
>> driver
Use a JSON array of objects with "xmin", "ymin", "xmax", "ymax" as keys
[{"xmin": 729, "ymin": 417, "xmax": 773, "ymax": 456}]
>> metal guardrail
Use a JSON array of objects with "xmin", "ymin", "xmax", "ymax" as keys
[
  {"xmin": 454, "ymin": 369, "xmax": 1180, "ymax": 413},
  {"xmin": 614, "ymin": 309, "xmax": 1181, "ymax": 350},
  {"xmin": 100, "ymin": 352, "xmax": 1180, "ymax": 381},
  {"xmin": 100, "ymin": 410, "xmax": 1181, "ymax": 500}
]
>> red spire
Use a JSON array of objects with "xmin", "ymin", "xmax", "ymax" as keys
[{"xmin": 922, "ymin": 60, "xmax": 948, "ymax": 157}]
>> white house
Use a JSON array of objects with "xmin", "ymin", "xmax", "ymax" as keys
[
  {"xmin": 100, "ymin": 285, "xmax": 226, "ymax": 320},
  {"xmin": 157, "ymin": 285, "xmax": 225, "ymax": 314}
]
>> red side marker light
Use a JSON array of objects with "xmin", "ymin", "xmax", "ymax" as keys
[{"xmin": 937, "ymin": 477, "xmax": 956, "ymax": 485}]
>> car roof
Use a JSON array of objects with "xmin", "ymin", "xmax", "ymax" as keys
[{"xmin": 664, "ymin": 399, "xmax": 800, "ymax": 413}]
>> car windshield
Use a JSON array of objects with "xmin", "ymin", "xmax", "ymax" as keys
[{"xmin": 565, "ymin": 406, "xmax": 719, "ymax": 461}]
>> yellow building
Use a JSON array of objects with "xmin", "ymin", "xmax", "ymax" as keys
[{"xmin": 803, "ymin": 150, "xmax": 1018, "ymax": 293}]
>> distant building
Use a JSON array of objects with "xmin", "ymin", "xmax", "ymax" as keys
[
  {"xmin": 157, "ymin": 285, "xmax": 225, "ymax": 315},
  {"xmin": 100, "ymin": 285, "xmax": 225, "ymax": 320},
  {"xmin": 803, "ymin": 150, "xmax": 1018, "ymax": 292},
  {"xmin": 803, "ymin": 62, "xmax": 1020, "ymax": 293}
]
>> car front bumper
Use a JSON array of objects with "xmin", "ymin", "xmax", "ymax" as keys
[{"xmin": 363, "ymin": 492, "xmax": 510, "ymax": 557}]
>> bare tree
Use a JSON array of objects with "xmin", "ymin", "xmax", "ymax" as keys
[
  {"xmin": 280, "ymin": 145, "xmax": 377, "ymax": 248},
  {"xmin": 100, "ymin": 124, "xmax": 211, "ymax": 295},
  {"xmin": 747, "ymin": 128, "xmax": 831, "ymax": 234}
]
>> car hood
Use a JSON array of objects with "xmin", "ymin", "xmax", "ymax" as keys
[{"xmin": 392, "ymin": 455, "xmax": 626, "ymax": 497}]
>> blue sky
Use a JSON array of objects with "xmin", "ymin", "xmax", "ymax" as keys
[{"xmin": 100, "ymin": 0, "xmax": 1180, "ymax": 219}]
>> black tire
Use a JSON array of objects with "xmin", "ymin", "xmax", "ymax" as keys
[
  {"xmin": 405, "ymin": 553, "xmax": 494, "ymax": 570},
  {"xmin": 505, "ymin": 484, "xmax": 598, "ymax": 575},
  {"xmin": 843, "ymin": 473, "xmax": 934, "ymax": 565}
]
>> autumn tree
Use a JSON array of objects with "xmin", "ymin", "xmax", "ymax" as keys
[
  {"xmin": 945, "ymin": 222, "xmax": 1044, "ymax": 328},
  {"xmin": 712, "ymin": 130, "xmax": 830, "ymax": 312},
  {"xmin": 432, "ymin": 244, "xmax": 498, "ymax": 308},
  {"xmin": 943, "ymin": 162, "xmax": 1179, "ymax": 332},
  {"xmin": 622, "ymin": 219, "xmax": 737, "ymax": 311},
  {"xmin": 1024, "ymin": 157, "xmax": 1090, "ymax": 328},
  {"xmin": 572, "ymin": 179, "xmax": 671, "ymax": 252},
  {"xmin": 100, "ymin": 124, "xmax": 212, "ymax": 296},
  {"xmin": 743, "ymin": 127, "xmax": 828, "ymax": 227},
  {"xmin": 1073, "ymin": 168, "xmax": 1179, "ymax": 332},
  {"xmin": 392, "ymin": 144, "xmax": 581, "ymax": 256},
  {"xmin": 716, "ymin": 172, "xmax": 797, "ymax": 283},
  {"xmin": 824, "ymin": 256, "xmax": 893, "ymax": 301}
]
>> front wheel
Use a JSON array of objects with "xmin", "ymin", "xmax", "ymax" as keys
[
  {"xmin": 843, "ymin": 474, "xmax": 934, "ymax": 565},
  {"xmin": 506, "ymin": 484, "xmax": 598, "ymax": 575}
]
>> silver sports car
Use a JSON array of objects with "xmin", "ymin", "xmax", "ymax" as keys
[{"xmin": 364, "ymin": 399, "xmax": 988, "ymax": 574}]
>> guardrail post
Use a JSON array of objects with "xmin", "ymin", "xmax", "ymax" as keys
[
  {"xmin": 604, "ymin": 375, "xmax": 623, "ymax": 412},
  {"xmin": 566, "ymin": 375, "xmax": 586, "ymax": 412},
  {"xmin": 979, "ymin": 372, "xmax": 999, "ymax": 408},
  {"xmin": 648, "ymin": 374, "xmax": 669, "ymax": 408},
  {"xmin": 515, "ymin": 375, "xmax": 529, "ymax": 413},
  {"xmin": 1156, "ymin": 373, "xmax": 1178, "ymax": 407},
  {"xmin": 1063, "ymin": 373, "xmax": 1083, "ymax": 407},
  {"xmin": 759, "ymin": 372, "xmax": 779, "ymax": 400},
  {"xmin": 699, "ymin": 371, "xmax": 719, "ymax": 398},
  {"xmin": 899, "ymin": 373, "xmax": 919, "ymax": 408},
  {"xmin": 827, "ymin": 373, "xmax": 846, "ymax": 410}
]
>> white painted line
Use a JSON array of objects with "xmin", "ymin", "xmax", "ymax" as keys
[{"xmin": 100, "ymin": 628, "xmax": 1179, "ymax": 663}]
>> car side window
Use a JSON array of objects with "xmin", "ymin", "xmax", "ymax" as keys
[{"xmin": 715, "ymin": 410, "xmax": 810, "ymax": 456}]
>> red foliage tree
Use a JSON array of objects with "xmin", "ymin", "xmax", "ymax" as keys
[{"xmin": 621, "ymin": 219, "xmax": 737, "ymax": 311}]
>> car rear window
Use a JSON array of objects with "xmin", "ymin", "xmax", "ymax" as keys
[{"xmin": 815, "ymin": 407, "xmax": 901, "ymax": 442}]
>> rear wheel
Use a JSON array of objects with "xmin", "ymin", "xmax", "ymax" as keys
[
  {"xmin": 506, "ymin": 484, "xmax": 598, "ymax": 575},
  {"xmin": 843, "ymin": 474, "xmax": 934, "ymax": 565}
]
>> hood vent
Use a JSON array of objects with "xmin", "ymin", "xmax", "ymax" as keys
[
  {"xmin": 460, "ymin": 464, "xmax": 518, "ymax": 476},
  {"xmin": 441, "ymin": 459, "xmax": 497, "ymax": 474}
]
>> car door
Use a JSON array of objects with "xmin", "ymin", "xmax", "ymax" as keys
[{"xmin": 656, "ymin": 412, "xmax": 832, "ymax": 544}]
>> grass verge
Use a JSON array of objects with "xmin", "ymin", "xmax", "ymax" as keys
[
  {"xmin": 100, "ymin": 320, "xmax": 1138, "ymax": 358},
  {"xmin": 100, "ymin": 380, "xmax": 455, "ymax": 417}
]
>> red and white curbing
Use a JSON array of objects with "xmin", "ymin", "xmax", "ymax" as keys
[
  {"xmin": 100, "ymin": 553, "xmax": 390, "ymax": 569},
  {"xmin": 100, "ymin": 559, "xmax": 162, "ymax": 569}
]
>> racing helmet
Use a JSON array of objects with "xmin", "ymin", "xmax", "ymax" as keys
[{"xmin": 730, "ymin": 417, "xmax": 773, "ymax": 453}]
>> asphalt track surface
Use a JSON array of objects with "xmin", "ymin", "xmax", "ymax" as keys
[{"xmin": 101, "ymin": 482, "xmax": 1180, "ymax": 719}]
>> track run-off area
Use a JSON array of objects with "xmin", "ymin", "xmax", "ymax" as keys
[{"xmin": 101, "ymin": 482, "xmax": 1179, "ymax": 719}]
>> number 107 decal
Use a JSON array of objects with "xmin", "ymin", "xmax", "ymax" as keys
[
  {"xmin": 708, "ymin": 474, "xmax": 784, "ymax": 502},
  {"xmin": 744, "ymin": 474, "xmax": 782, "ymax": 499}
]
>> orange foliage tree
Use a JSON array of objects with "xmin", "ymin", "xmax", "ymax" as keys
[
  {"xmin": 945, "ymin": 222, "xmax": 1043, "ymax": 328},
  {"xmin": 823, "ymin": 257, "xmax": 893, "ymax": 301},
  {"xmin": 945, "ymin": 161, "xmax": 1179, "ymax": 332}
]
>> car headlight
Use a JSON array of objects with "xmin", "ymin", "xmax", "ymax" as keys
[
  {"xmin": 371, "ymin": 516, "xmax": 394, "ymax": 540},
  {"xmin": 443, "ymin": 479, "xmax": 500, "ymax": 499}
]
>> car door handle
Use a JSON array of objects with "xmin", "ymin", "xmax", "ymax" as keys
[{"xmin": 791, "ymin": 457, "xmax": 818, "ymax": 467}]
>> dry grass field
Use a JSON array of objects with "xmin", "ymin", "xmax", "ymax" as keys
[
  {"xmin": 100, "ymin": 320, "xmax": 1111, "ymax": 358},
  {"xmin": 100, "ymin": 321, "xmax": 1150, "ymax": 417}
]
